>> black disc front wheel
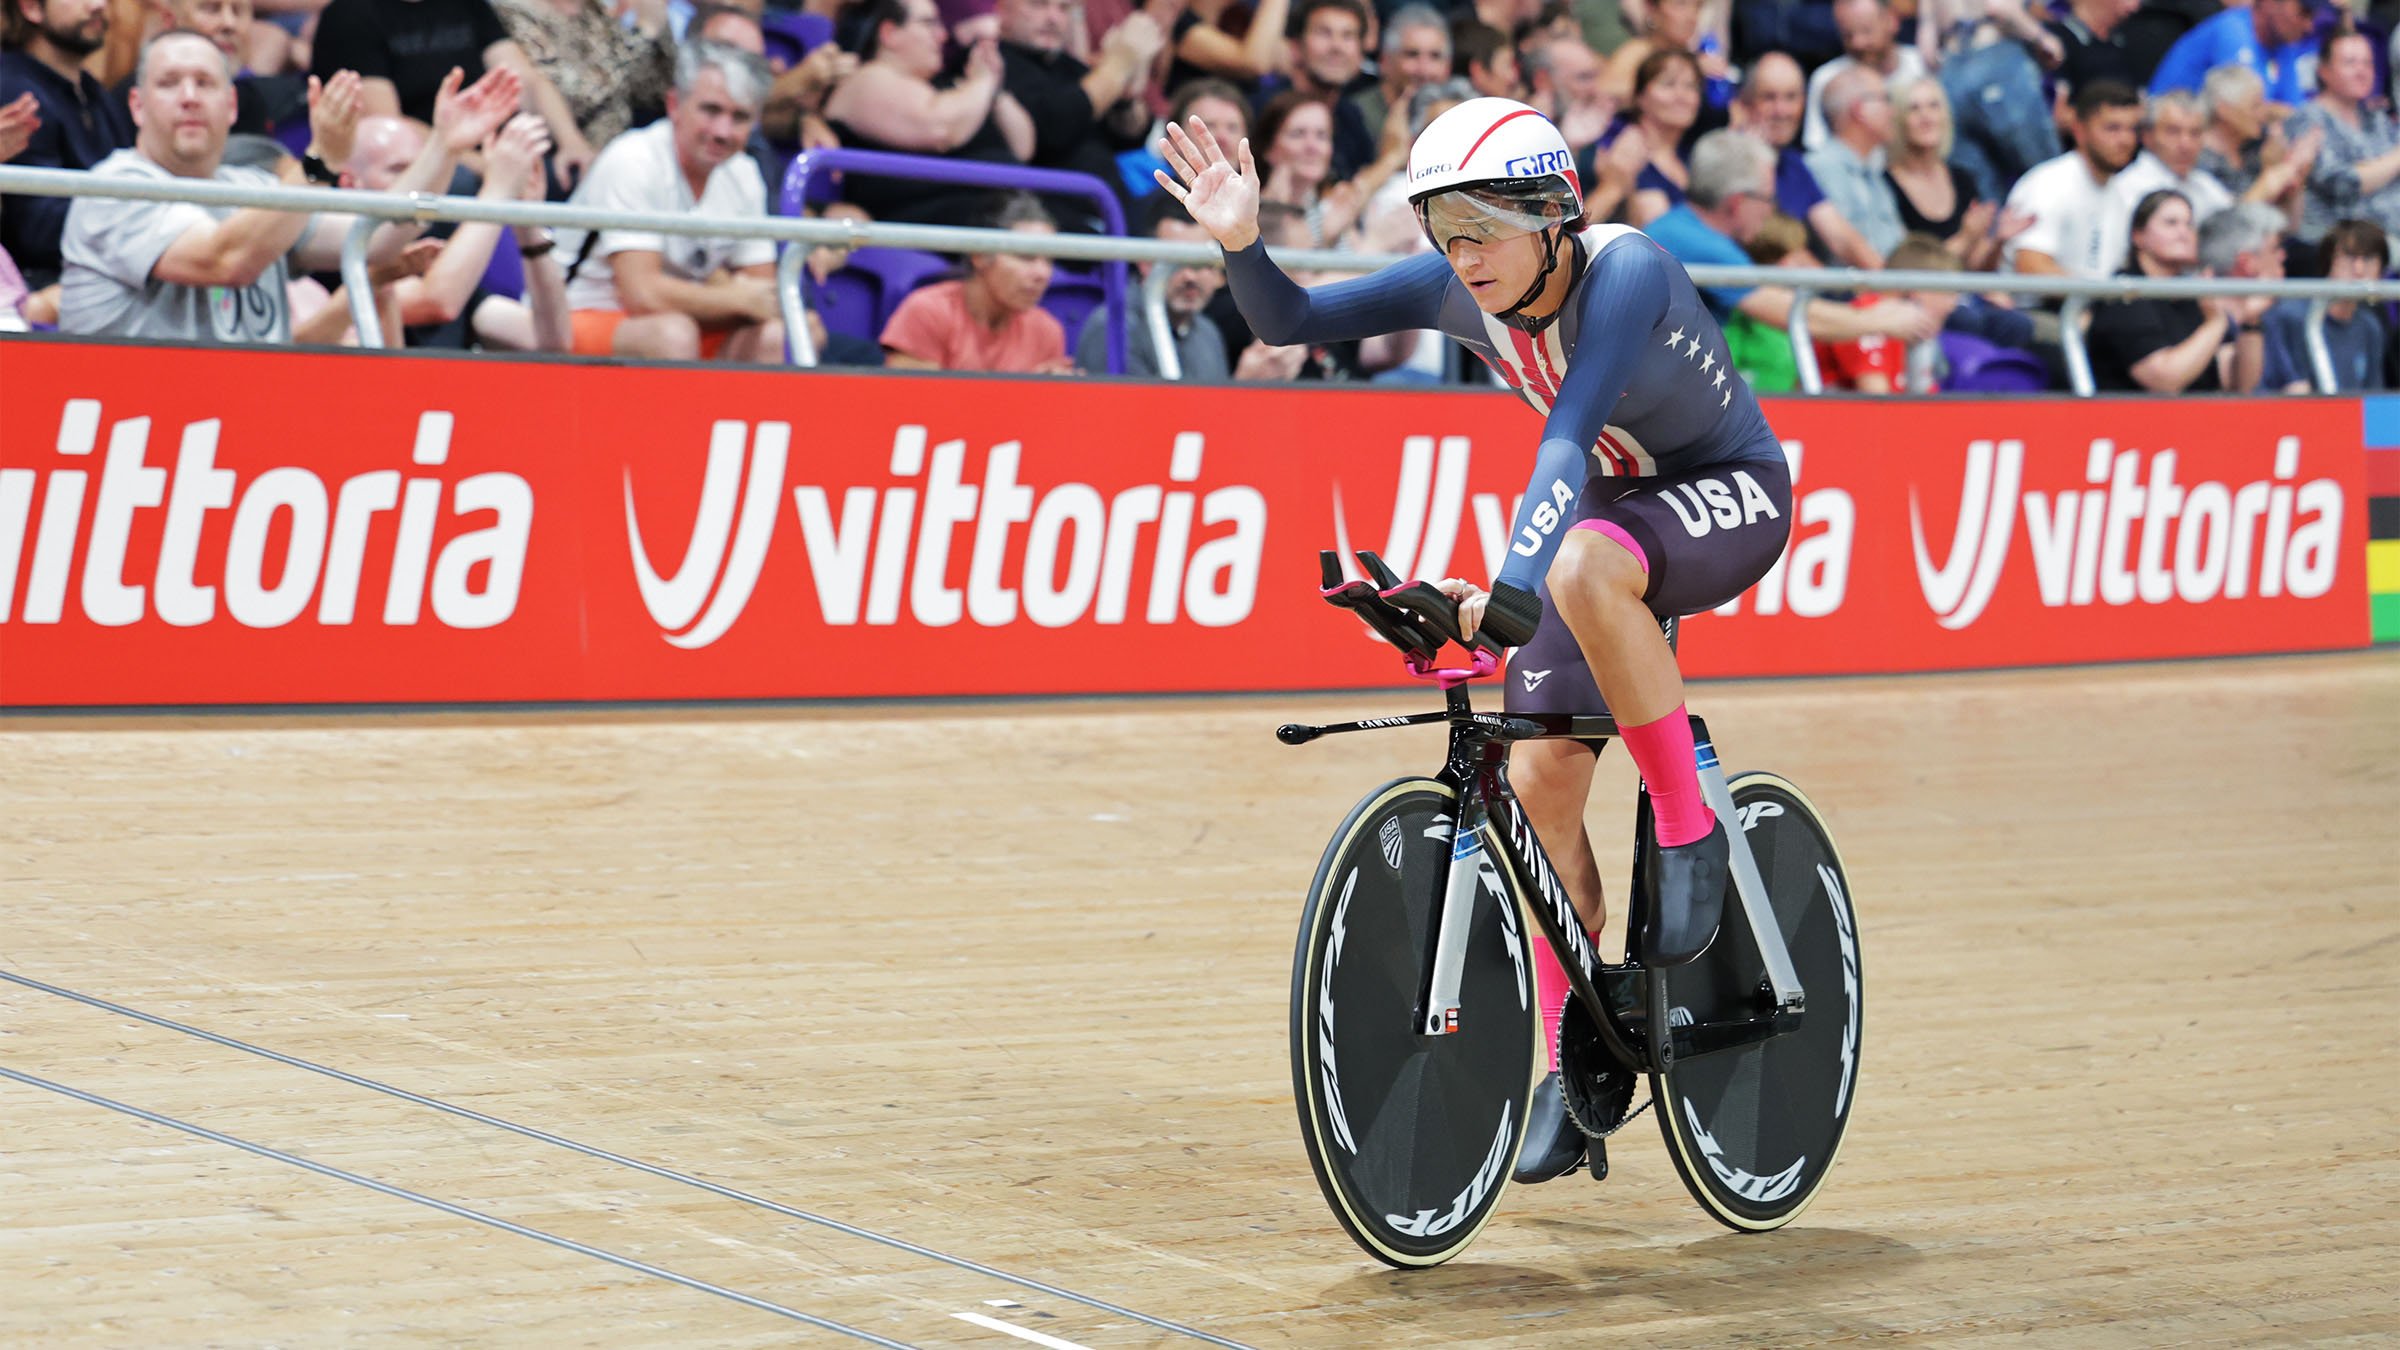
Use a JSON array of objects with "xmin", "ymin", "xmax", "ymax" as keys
[
  {"xmin": 1290, "ymin": 778, "xmax": 1541, "ymax": 1267},
  {"xmin": 1652, "ymin": 771, "xmax": 1863, "ymax": 1231}
]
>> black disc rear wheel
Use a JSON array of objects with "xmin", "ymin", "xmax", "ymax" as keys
[
  {"xmin": 1652, "ymin": 772, "xmax": 1862, "ymax": 1231},
  {"xmin": 1290, "ymin": 778, "xmax": 1541, "ymax": 1267}
]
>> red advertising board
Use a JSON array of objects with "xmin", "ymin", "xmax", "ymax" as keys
[{"xmin": 0, "ymin": 341, "xmax": 2371, "ymax": 706}]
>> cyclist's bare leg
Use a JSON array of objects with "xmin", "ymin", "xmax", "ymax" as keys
[
  {"xmin": 1511, "ymin": 738, "xmax": 1607, "ymax": 934},
  {"xmin": 1546, "ymin": 530, "xmax": 1684, "ymax": 728}
]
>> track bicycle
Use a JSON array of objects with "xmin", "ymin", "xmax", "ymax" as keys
[{"xmin": 1283, "ymin": 551, "xmax": 1864, "ymax": 1268}]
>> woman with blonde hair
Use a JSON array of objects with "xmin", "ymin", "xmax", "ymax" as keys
[{"xmin": 1883, "ymin": 73, "xmax": 2020, "ymax": 269}]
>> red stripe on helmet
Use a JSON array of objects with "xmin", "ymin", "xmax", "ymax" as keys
[{"xmin": 1455, "ymin": 108, "xmax": 1543, "ymax": 171}]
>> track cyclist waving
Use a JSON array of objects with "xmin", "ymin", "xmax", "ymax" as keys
[{"xmin": 1157, "ymin": 100, "xmax": 1801, "ymax": 1184}]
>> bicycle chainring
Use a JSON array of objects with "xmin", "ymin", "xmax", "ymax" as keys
[{"xmin": 1557, "ymin": 994, "xmax": 1638, "ymax": 1138}]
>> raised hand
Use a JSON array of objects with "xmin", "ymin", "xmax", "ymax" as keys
[
  {"xmin": 435, "ymin": 66, "xmax": 524, "ymax": 157},
  {"xmin": 1991, "ymin": 205, "xmax": 2034, "ymax": 243},
  {"xmin": 483, "ymin": 112, "xmax": 552, "ymax": 200},
  {"xmin": 307, "ymin": 69, "xmax": 364, "ymax": 169},
  {"xmin": 0, "ymin": 91, "xmax": 39, "ymax": 164},
  {"xmin": 1154, "ymin": 115, "xmax": 1262, "ymax": 251},
  {"xmin": 966, "ymin": 35, "xmax": 1004, "ymax": 83}
]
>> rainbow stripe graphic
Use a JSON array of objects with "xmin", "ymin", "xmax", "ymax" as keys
[{"xmin": 2366, "ymin": 400, "xmax": 2400, "ymax": 642}]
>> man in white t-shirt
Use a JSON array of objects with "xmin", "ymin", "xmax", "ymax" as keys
[
  {"xmin": 559, "ymin": 40, "xmax": 782, "ymax": 362},
  {"xmin": 2099, "ymin": 90, "xmax": 2235, "ymax": 272},
  {"xmin": 60, "ymin": 31, "xmax": 509, "ymax": 343},
  {"xmin": 1802, "ymin": 0, "xmax": 1925, "ymax": 150},
  {"xmin": 2003, "ymin": 79, "xmax": 2141, "ymax": 279}
]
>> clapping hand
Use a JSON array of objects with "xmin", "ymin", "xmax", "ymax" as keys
[
  {"xmin": 433, "ymin": 66, "xmax": 523, "ymax": 157},
  {"xmin": 1154, "ymin": 115, "xmax": 1262, "ymax": 251},
  {"xmin": 306, "ymin": 69, "xmax": 364, "ymax": 169},
  {"xmin": 0, "ymin": 92, "xmax": 39, "ymax": 164},
  {"xmin": 483, "ymin": 113, "xmax": 551, "ymax": 200}
]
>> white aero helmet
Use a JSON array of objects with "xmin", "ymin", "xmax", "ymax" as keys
[{"xmin": 1405, "ymin": 97, "xmax": 1583, "ymax": 252}]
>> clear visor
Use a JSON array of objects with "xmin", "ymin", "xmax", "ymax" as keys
[{"xmin": 1413, "ymin": 184, "xmax": 1575, "ymax": 254}]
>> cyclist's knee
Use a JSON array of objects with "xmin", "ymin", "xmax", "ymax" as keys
[
  {"xmin": 1548, "ymin": 526, "xmax": 1647, "ymax": 626},
  {"xmin": 1512, "ymin": 738, "xmax": 1596, "ymax": 810}
]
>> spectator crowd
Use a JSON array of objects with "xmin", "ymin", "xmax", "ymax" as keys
[{"xmin": 4, "ymin": 0, "xmax": 2398, "ymax": 392}]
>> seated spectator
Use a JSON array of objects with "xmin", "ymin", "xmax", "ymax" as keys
[
  {"xmin": 1884, "ymin": 73, "xmax": 2019, "ymax": 269},
  {"xmin": 1254, "ymin": 90, "xmax": 1355, "ymax": 245},
  {"xmin": 1805, "ymin": 64, "xmax": 1904, "ymax": 257},
  {"xmin": 1349, "ymin": 4, "xmax": 1448, "ymax": 148},
  {"xmin": 2262, "ymin": 216, "xmax": 2386, "ymax": 390},
  {"xmin": 1452, "ymin": 20, "xmax": 1519, "ymax": 100},
  {"xmin": 1075, "ymin": 195, "xmax": 1226, "ymax": 378},
  {"xmin": 881, "ymin": 190, "xmax": 1072, "ymax": 372},
  {"xmin": 1596, "ymin": 46, "xmax": 1703, "ymax": 226},
  {"xmin": 2288, "ymin": 24, "xmax": 2400, "ymax": 247},
  {"xmin": 1, "ymin": 0, "xmax": 135, "ymax": 299},
  {"xmin": 1728, "ymin": 208, "xmax": 1813, "ymax": 391},
  {"xmin": 793, "ymin": 198, "xmax": 885, "ymax": 364},
  {"xmin": 823, "ymin": 0, "xmax": 1031, "ymax": 226},
  {"xmin": 2086, "ymin": 188, "xmax": 2264, "ymax": 391},
  {"xmin": 1523, "ymin": 33, "xmax": 1609, "ymax": 152},
  {"xmin": 1205, "ymin": 197, "xmax": 1365, "ymax": 380},
  {"xmin": 1645, "ymin": 128, "xmax": 1937, "ymax": 344},
  {"xmin": 61, "ymin": 36, "xmax": 510, "ymax": 340},
  {"xmin": 1918, "ymin": 0, "xmax": 2058, "ymax": 201},
  {"xmin": 2102, "ymin": 89, "xmax": 2232, "ymax": 270},
  {"xmin": 1733, "ymin": 51, "xmax": 1880, "ymax": 269},
  {"xmin": 2149, "ymin": 0, "xmax": 2317, "ymax": 107},
  {"xmin": 343, "ymin": 111, "xmax": 568, "ymax": 349},
  {"xmin": 1117, "ymin": 74, "xmax": 1248, "ymax": 205},
  {"xmin": 996, "ymin": 0, "xmax": 1166, "ymax": 230},
  {"xmin": 1164, "ymin": 0, "xmax": 1289, "ymax": 95},
  {"xmin": 1268, "ymin": 0, "xmax": 1377, "ymax": 181},
  {"xmin": 1803, "ymin": 0, "xmax": 1922, "ymax": 150},
  {"xmin": 1815, "ymin": 232, "xmax": 1961, "ymax": 392},
  {"xmin": 1600, "ymin": 0, "xmax": 1732, "ymax": 109},
  {"xmin": 557, "ymin": 41, "xmax": 785, "ymax": 360},
  {"xmin": 310, "ymin": 0, "xmax": 592, "ymax": 183},
  {"xmin": 489, "ymin": 0, "xmax": 674, "ymax": 154},
  {"xmin": 2044, "ymin": 0, "xmax": 2141, "ymax": 98},
  {"xmin": 2198, "ymin": 60, "xmax": 2319, "ymax": 226},
  {"xmin": 2003, "ymin": 79, "xmax": 2139, "ymax": 278}
]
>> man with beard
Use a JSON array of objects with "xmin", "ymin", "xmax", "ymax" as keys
[
  {"xmin": 1, "ymin": 0, "xmax": 134, "ymax": 290},
  {"xmin": 1075, "ymin": 196, "xmax": 1228, "ymax": 378},
  {"xmin": 2004, "ymin": 79, "xmax": 2141, "ymax": 278}
]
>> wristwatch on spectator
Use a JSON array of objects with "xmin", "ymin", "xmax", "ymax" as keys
[
  {"xmin": 300, "ymin": 151, "xmax": 339, "ymax": 186},
  {"xmin": 515, "ymin": 228, "xmax": 557, "ymax": 259}
]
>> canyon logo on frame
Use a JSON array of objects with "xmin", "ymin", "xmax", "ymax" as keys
[{"xmin": 0, "ymin": 341, "xmax": 2370, "ymax": 706}]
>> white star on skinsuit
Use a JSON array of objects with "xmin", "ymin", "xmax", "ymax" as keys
[
  {"xmin": 1720, "ymin": 388, "xmax": 1732, "ymax": 408},
  {"xmin": 1665, "ymin": 327, "xmax": 1685, "ymax": 347},
  {"xmin": 1699, "ymin": 351, "xmax": 1715, "ymax": 374},
  {"xmin": 1685, "ymin": 337, "xmax": 1702, "ymax": 358},
  {"xmin": 1712, "ymin": 367, "xmax": 1726, "ymax": 389}
]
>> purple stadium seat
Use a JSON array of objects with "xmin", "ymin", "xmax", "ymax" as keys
[
  {"xmin": 479, "ymin": 230, "xmax": 524, "ymax": 301},
  {"xmin": 762, "ymin": 11, "xmax": 833, "ymax": 70},
  {"xmin": 1040, "ymin": 266, "xmax": 1107, "ymax": 344},
  {"xmin": 1939, "ymin": 332, "xmax": 2047, "ymax": 393},
  {"xmin": 817, "ymin": 247, "xmax": 955, "ymax": 339}
]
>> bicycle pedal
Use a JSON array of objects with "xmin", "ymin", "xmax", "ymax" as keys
[{"xmin": 1586, "ymin": 1138, "xmax": 1608, "ymax": 1182}]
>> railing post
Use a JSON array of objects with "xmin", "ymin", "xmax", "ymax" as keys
[
  {"xmin": 2058, "ymin": 295, "xmax": 2096, "ymax": 396},
  {"xmin": 1142, "ymin": 262, "xmax": 1177, "ymax": 380},
  {"xmin": 1787, "ymin": 287, "xmax": 1822, "ymax": 394},
  {"xmin": 340, "ymin": 216, "xmax": 382, "ymax": 348},
  {"xmin": 777, "ymin": 243, "xmax": 818, "ymax": 368},
  {"xmin": 2304, "ymin": 296, "xmax": 2337, "ymax": 393}
]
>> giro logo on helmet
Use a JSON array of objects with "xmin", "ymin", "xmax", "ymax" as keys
[{"xmin": 1502, "ymin": 150, "xmax": 1572, "ymax": 178}]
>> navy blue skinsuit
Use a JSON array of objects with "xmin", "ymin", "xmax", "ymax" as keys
[{"xmin": 1224, "ymin": 223, "xmax": 1796, "ymax": 719}]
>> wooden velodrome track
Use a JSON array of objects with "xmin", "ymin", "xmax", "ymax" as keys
[{"xmin": 3, "ymin": 650, "xmax": 2395, "ymax": 1347}]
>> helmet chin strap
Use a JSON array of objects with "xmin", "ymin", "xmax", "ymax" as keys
[{"xmin": 1495, "ymin": 222, "xmax": 1584, "ymax": 332}]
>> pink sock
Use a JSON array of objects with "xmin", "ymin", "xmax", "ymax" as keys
[
  {"xmin": 1619, "ymin": 704, "xmax": 1716, "ymax": 848},
  {"xmin": 1533, "ymin": 924, "xmax": 1602, "ymax": 1071}
]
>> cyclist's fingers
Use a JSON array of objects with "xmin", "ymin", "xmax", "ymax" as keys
[{"xmin": 1457, "ymin": 593, "xmax": 1488, "ymax": 639}]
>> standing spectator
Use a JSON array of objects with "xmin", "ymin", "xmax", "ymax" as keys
[
  {"xmin": 1802, "ymin": 0, "xmax": 1923, "ymax": 151},
  {"xmin": 1348, "ymin": 3, "xmax": 1446, "ymax": 147},
  {"xmin": 309, "ymin": 0, "xmax": 595, "ymax": 183},
  {"xmin": 2102, "ymin": 89, "xmax": 2232, "ymax": 269},
  {"xmin": 1921, "ymin": 0, "xmax": 2058, "ymax": 203},
  {"xmin": 1075, "ymin": 195, "xmax": 1226, "ymax": 378},
  {"xmin": 1805, "ymin": 64, "xmax": 1905, "ymax": 257},
  {"xmin": 1, "ymin": 0, "xmax": 134, "ymax": 296},
  {"xmin": 1453, "ymin": 20, "xmax": 1519, "ymax": 99},
  {"xmin": 1733, "ymin": 50, "xmax": 1881, "ymax": 269},
  {"xmin": 1597, "ymin": 45, "xmax": 1702, "ymax": 225},
  {"xmin": 557, "ymin": 41, "xmax": 785, "ymax": 360},
  {"xmin": 62, "ymin": 38, "xmax": 510, "ymax": 340},
  {"xmin": 2198, "ymin": 60, "xmax": 2320, "ymax": 220},
  {"xmin": 823, "ymin": 0, "xmax": 1032, "ymax": 226},
  {"xmin": 488, "ymin": 0, "xmax": 674, "ymax": 153},
  {"xmin": 1523, "ymin": 34, "xmax": 1608, "ymax": 151},
  {"xmin": 1164, "ymin": 0, "xmax": 1289, "ymax": 94},
  {"xmin": 2148, "ymin": 0, "xmax": 2319, "ymax": 107},
  {"xmin": 881, "ymin": 190, "xmax": 1072, "ymax": 373},
  {"xmin": 2045, "ymin": 0, "xmax": 2142, "ymax": 98},
  {"xmin": 2088, "ymin": 189, "xmax": 2265, "ymax": 391},
  {"xmin": 1816, "ymin": 231, "xmax": 1963, "ymax": 391},
  {"xmin": 1645, "ymin": 127, "xmax": 1937, "ymax": 342},
  {"xmin": 2288, "ymin": 24, "xmax": 2400, "ymax": 246},
  {"xmin": 2003, "ymin": 79, "xmax": 2139, "ymax": 278},
  {"xmin": 2262, "ymin": 216, "xmax": 2385, "ymax": 390},
  {"xmin": 995, "ymin": 0, "xmax": 1167, "ymax": 228},
  {"xmin": 1885, "ymin": 73, "xmax": 2020, "ymax": 269}
]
